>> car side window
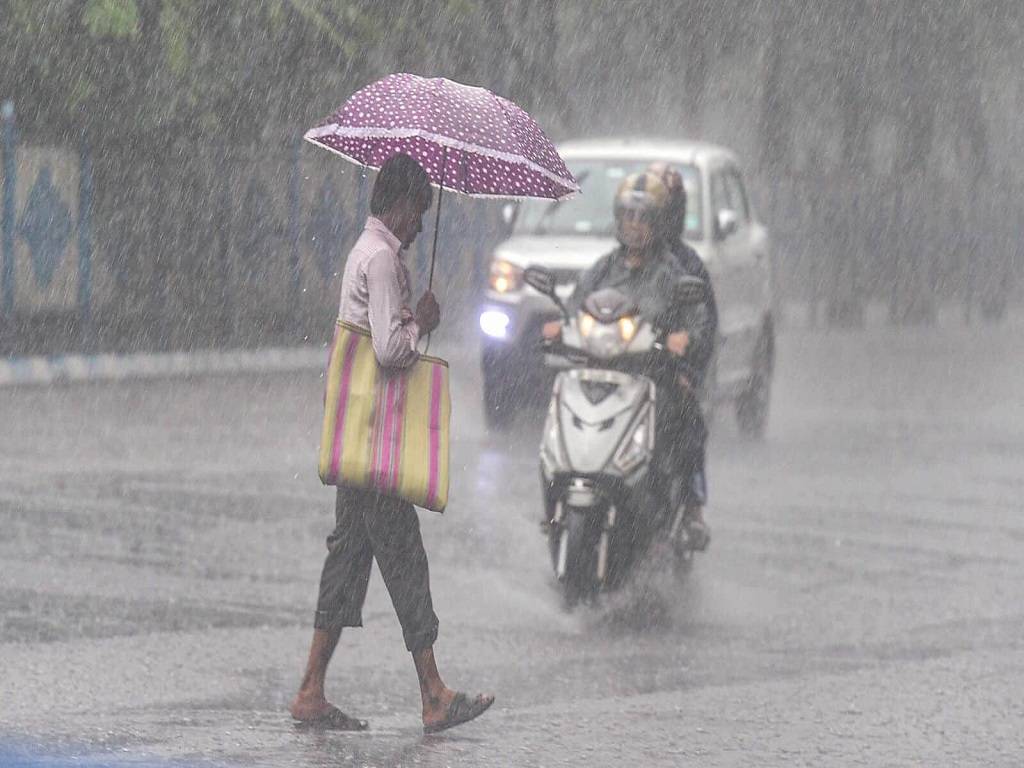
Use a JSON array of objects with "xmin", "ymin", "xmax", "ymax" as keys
[
  {"xmin": 724, "ymin": 169, "xmax": 750, "ymax": 224},
  {"xmin": 710, "ymin": 171, "xmax": 730, "ymax": 216}
]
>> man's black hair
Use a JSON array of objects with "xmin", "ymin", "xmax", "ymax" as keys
[{"xmin": 370, "ymin": 153, "xmax": 432, "ymax": 215}]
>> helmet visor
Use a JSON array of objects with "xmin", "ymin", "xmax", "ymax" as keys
[{"xmin": 614, "ymin": 200, "xmax": 659, "ymax": 225}]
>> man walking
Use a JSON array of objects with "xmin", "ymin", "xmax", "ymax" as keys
[{"xmin": 290, "ymin": 153, "xmax": 494, "ymax": 733}]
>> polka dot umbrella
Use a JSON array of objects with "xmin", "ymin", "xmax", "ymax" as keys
[{"xmin": 304, "ymin": 73, "xmax": 579, "ymax": 287}]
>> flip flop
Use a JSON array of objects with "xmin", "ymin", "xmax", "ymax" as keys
[
  {"xmin": 423, "ymin": 692, "xmax": 495, "ymax": 735},
  {"xmin": 293, "ymin": 705, "xmax": 369, "ymax": 731}
]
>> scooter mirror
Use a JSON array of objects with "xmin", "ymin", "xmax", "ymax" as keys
[{"xmin": 524, "ymin": 265, "xmax": 571, "ymax": 320}]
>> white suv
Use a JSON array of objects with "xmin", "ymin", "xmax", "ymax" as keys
[{"xmin": 479, "ymin": 138, "xmax": 775, "ymax": 435}]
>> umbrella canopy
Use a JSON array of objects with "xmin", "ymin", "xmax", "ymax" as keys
[{"xmin": 304, "ymin": 73, "xmax": 579, "ymax": 201}]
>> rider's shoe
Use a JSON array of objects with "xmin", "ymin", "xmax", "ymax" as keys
[{"xmin": 681, "ymin": 506, "xmax": 710, "ymax": 551}]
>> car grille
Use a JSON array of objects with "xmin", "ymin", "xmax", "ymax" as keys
[{"xmin": 551, "ymin": 268, "xmax": 580, "ymax": 287}]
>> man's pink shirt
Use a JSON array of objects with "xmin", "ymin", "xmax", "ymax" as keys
[{"xmin": 338, "ymin": 216, "xmax": 420, "ymax": 369}]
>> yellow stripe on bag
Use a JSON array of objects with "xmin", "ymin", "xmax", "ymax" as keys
[
  {"xmin": 398, "ymin": 358, "xmax": 434, "ymax": 507},
  {"xmin": 338, "ymin": 330, "xmax": 378, "ymax": 487},
  {"xmin": 318, "ymin": 328, "xmax": 347, "ymax": 482},
  {"xmin": 436, "ymin": 365, "xmax": 452, "ymax": 510}
]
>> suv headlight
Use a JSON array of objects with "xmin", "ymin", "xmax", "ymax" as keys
[{"xmin": 489, "ymin": 259, "xmax": 523, "ymax": 293}]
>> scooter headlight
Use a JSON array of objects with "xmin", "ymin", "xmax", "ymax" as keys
[
  {"xmin": 618, "ymin": 315, "xmax": 638, "ymax": 342},
  {"xmin": 581, "ymin": 313, "xmax": 634, "ymax": 358},
  {"xmin": 612, "ymin": 405, "xmax": 654, "ymax": 475},
  {"xmin": 578, "ymin": 312, "xmax": 637, "ymax": 344}
]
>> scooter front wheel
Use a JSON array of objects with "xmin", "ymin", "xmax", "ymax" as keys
[{"xmin": 552, "ymin": 508, "xmax": 600, "ymax": 609}]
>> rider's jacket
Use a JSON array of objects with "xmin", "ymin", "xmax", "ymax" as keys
[
  {"xmin": 567, "ymin": 241, "xmax": 716, "ymax": 387},
  {"xmin": 666, "ymin": 238, "xmax": 718, "ymax": 388}
]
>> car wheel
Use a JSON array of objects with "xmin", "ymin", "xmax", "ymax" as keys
[
  {"xmin": 735, "ymin": 323, "xmax": 774, "ymax": 439},
  {"xmin": 482, "ymin": 349, "xmax": 519, "ymax": 430},
  {"xmin": 483, "ymin": 371, "xmax": 516, "ymax": 430}
]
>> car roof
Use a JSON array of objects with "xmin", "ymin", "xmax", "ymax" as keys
[{"xmin": 556, "ymin": 137, "xmax": 739, "ymax": 168}]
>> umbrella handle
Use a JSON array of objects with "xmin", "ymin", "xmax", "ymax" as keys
[
  {"xmin": 428, "ymin": 146, "xmax": 447, "ymax": 292},
  {"xmin": 424, "ymin": 146, "xmax": 447, "ymax": 355}
]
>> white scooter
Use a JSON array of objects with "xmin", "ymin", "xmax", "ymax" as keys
[{"xmin": 523, "ymin": 266, "xmax": 707, "ymax": 607}]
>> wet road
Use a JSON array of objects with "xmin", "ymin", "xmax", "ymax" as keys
[{"xmin": 2, "ymin": 312, "xmax": 1023, "ymax": 766}]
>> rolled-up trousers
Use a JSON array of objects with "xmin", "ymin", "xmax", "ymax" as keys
[{"xmin": 314, "ymin": 485, "xmax": 439, "ymax": 653}]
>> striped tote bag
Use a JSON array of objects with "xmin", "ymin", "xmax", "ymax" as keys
[{"xmin": 318, "ymin": 320, "xmax": 450, "ymax": 512}]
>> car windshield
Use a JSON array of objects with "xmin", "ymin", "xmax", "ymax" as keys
[{"xmin": 514, "ymin": 159, "xmax": 703, "ymax": 240}]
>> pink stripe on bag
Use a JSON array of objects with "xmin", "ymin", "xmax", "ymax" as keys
[
  {"xmin": 372, "ymin": 376, "xmax": 391, "ymax": 487},
  {"xmin": 425, "ymin": 364, "xmax": 443, "ymax": 508},
  {"xmin": 329, "ymin": 332, "xmax": 362, "ymax": 481},
  {"xmin": 368, "ymin": 376, "xmax": 385, "ymax": 484}
]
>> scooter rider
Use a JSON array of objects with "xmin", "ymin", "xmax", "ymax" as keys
[
  {"xmin": 646, "ymin": 162, "xmax": 717, "ymax": 549},
  {"xmin": 542, "ymin": 171, "xmax": 712, "ymax": 550},
  {"xmin": 645, "ymin": 162, "xmax": 718, "ymax": 386}
]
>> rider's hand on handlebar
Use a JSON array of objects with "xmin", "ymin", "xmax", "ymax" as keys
[
  {"xmin": 542, "ymin": 320, "xmax": 563, "ymax": 341},
  {"xmin": 666, "ymin": 330, "xmax": 690, "ymax": 357}
]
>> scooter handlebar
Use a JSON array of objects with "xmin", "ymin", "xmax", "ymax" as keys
[{"xmin": 539, "ymin": 335, "xmax": 678, "ymax": 373}]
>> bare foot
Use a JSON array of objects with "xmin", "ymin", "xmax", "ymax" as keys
[
  {"xmin": 291, "ymin": 693, "xmax": 368, "ymax": 730},
  {"xmin": 290, "ymin": 690, "xmax": 333, "ymax": 721},
  {"xmin": 423, "ymin": 690, "xmax": 495, "ymax": 733},
  {"xmin": 421, "ymin": 686, "xmax": 457, "ymax": 728}
]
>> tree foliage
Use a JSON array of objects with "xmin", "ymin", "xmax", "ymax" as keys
[{"xmin": 0, "ymin": 0, "xmax": 1018, "ymax": 335}]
